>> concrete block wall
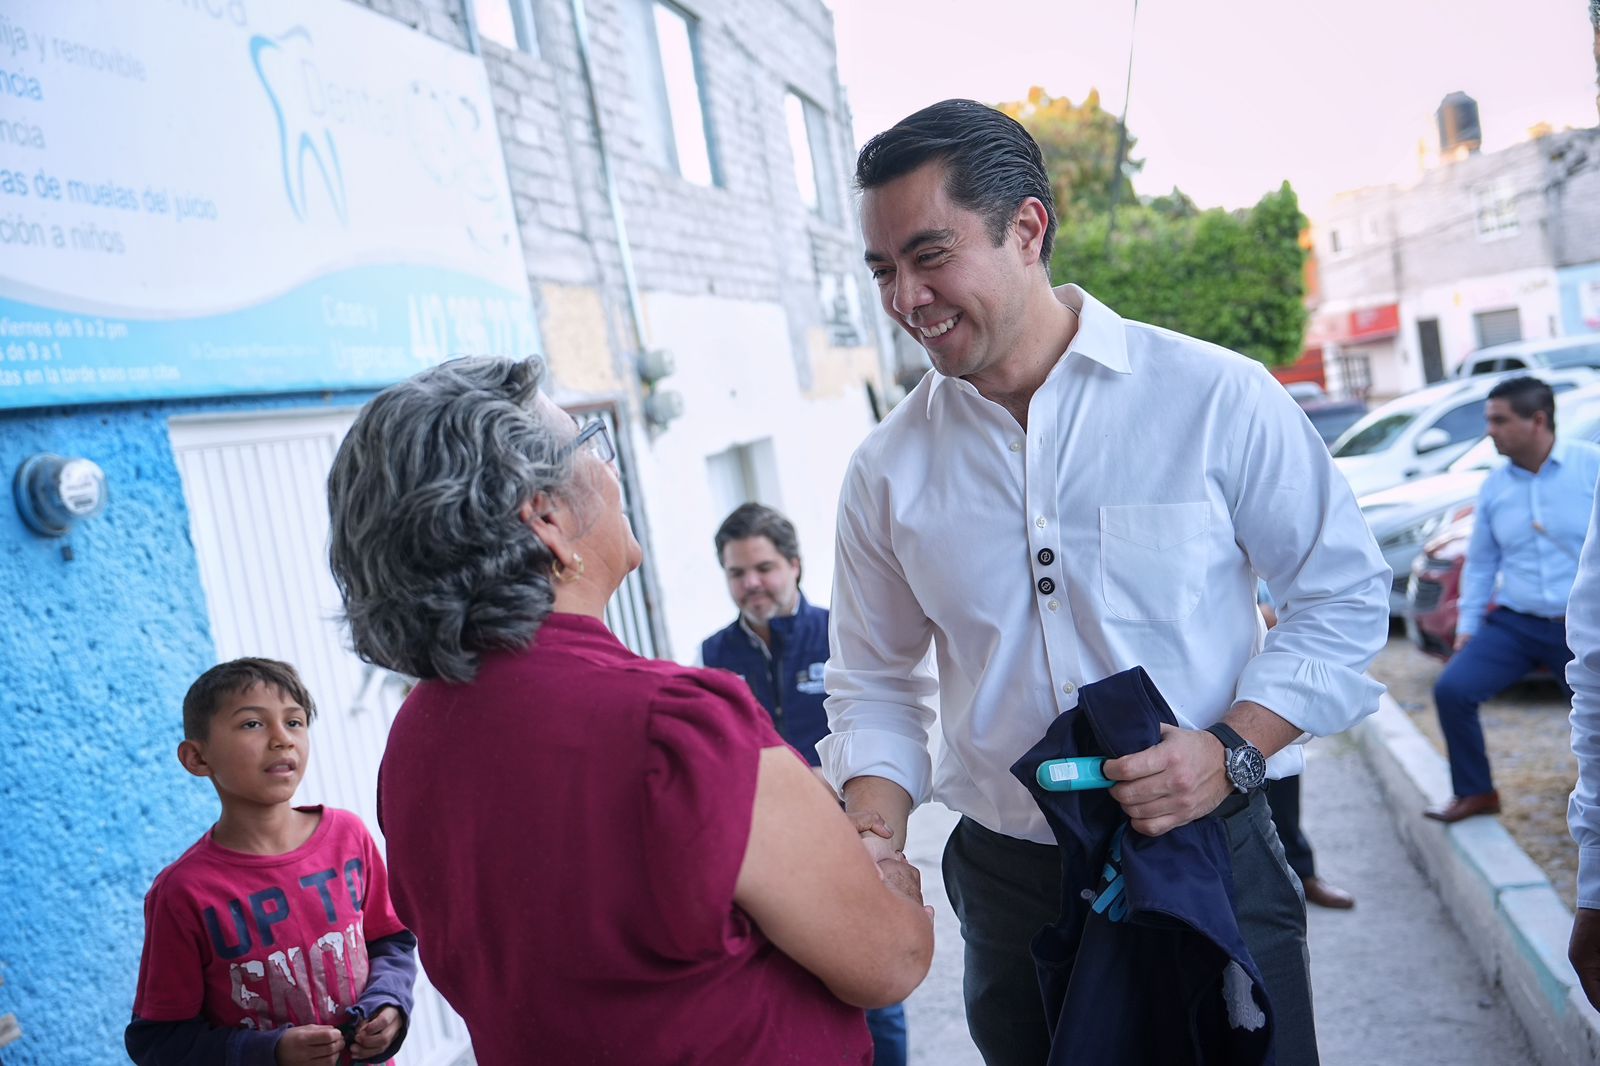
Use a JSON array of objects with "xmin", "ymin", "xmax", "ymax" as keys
[
  {"xmin": 373, "ymin": 0, "xmax": 867, "ymax": 344},
  {"xmin": 356, "ymin": 0, "xmax": 888, "ymax": 661},
  {"xmin": 1545, "ymin": 129, "xmax": 1600, "ymax": 268}
]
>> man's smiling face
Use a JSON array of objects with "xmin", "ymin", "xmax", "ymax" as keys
[{"xmin": 861, "ymin": 160, "xmax": 1034, "ymax": 383}]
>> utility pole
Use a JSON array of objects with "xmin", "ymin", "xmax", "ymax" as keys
[{"xmin": 1104, "ymin": 0, "xmax": 1141, "ymax": 260}]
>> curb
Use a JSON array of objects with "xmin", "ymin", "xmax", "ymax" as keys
[{"xmin": 1354, "ymin": 695, "xmax": 1600, "ymax": 1066}]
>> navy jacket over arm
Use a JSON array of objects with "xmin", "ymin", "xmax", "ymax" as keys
[
  {"xmin": 1009, "ymin": 666, "xmax": 1275, "ymax": 1066},
  {"xmin": 700, "ymin": 595, "xmax": 831, "ymax": 765}
]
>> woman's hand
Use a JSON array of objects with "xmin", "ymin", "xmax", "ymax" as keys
[{"xmin": 735, "ymin": 747, "xmax": 935, "ymax": 1008}]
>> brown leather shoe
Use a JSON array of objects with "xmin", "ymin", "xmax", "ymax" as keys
[
  {"xmin": 1301, "ymin": 876, "xmax": 1356, "ymax": 910},
  {"xmin": 1423, "ymin": 791, "xmax": 1501, "ymax": 823}
]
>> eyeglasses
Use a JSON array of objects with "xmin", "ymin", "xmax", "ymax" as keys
[{"xmin": 569, "ymin": 418, "xmax": 616, "ymax": 464}]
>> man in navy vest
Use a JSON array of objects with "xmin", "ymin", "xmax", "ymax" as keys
[{"xmin": 701, "ymin": 502, "xmax": 908, "ymax": 1065}]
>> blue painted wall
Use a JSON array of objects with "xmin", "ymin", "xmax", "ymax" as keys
[
  {"xmin": 1559, "ymin": 263, "xmax": 1600, "ymax": 336},
  {"xmin": 0, "ymin": 390, "xmax": 370, "ymax": 1065}
]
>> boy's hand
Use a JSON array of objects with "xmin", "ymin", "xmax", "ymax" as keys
[
  {"xmin": 275, "ymin": 1025, "xmax": 344, "ymax": 1065},
  {"xmin": 351, "ymin": 1006, "xmax": 403, "ymax": 1061}
]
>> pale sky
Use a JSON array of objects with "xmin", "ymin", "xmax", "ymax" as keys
[{"xmin": 825, "ymin": 0, "xmax": 1598, "ymax": 216}]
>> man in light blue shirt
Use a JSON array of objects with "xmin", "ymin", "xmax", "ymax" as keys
[
  {"xmin": 1567, "ymin": 469, "xmax": 1600, "ymax": 1008},
  {"xmin": 1427, "ymin": 376, "xmax": 1600, "ymax": 822}
]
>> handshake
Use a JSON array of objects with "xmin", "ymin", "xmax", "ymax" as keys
[{"xmin": 848, "ymin": 808, "xmax": 932, "ymax": 915}]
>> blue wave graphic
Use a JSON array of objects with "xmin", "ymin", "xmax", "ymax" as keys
[{"xmin": 0, "ymin": 265, "xmax": 540, "ymax": 409}]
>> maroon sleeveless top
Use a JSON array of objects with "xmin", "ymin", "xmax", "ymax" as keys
[{"xmin": 378, "ymin": 612, "xmax": 871, "ymax": 1064}]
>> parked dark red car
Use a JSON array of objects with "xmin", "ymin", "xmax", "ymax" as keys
[{"xmin": 1405, "ymin": 515, "xmax": 1472, "ymax": 660}]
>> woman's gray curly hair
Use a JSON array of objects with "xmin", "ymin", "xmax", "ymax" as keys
[{"xmin": 327, "ymin": 356, "xmax": 573, "ymax": 683}]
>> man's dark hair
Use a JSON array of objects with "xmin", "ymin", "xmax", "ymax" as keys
[
  {"xmin": 1487, "ymin": 375, "xmax": 1557, "ymax": 433},
  {"xmin": 855, "ymin": 99, "xmax": 1059, "ymax": 267},
  {"xmin": 183, "ymin": 657, "xmax": 317, "ymax": 741},
  {"xmin": 715, "ymin": 503, "xmax": 800, "ymax": 565}
]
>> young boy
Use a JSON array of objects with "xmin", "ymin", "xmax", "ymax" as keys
[{"xmin": 126, "ymin": 658, "xmax": 417, "ymax": 1065}]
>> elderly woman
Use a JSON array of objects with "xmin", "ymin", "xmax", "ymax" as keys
[{"xmin": 327, "ymin": 356, "xmax": 932, "ymax": 1063}]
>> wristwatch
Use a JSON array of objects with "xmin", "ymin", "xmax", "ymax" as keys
[{"xmin": 1205, "ymin": 722, "xmax": 1267, "ymax": 793}]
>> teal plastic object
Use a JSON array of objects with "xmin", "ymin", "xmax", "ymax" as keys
[{"xmin": 1036, "ymin": 756, "xmax": 1112, "ymax": 791}]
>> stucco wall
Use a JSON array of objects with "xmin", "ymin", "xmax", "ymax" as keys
[{"xmin": 0, "ymin": 392, "xmax": 368, "ymax": 1065}]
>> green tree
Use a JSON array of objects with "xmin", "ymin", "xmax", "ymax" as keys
[
  {"xmin": 1050, "ymin": 184, "xmax": 1309, "ymax": 366},
  {"xmin": 999, "ymin": 86, "xmax": 1308, "ymax": 366},
  {"xmin": 996, "ymin": 87, "xmax": 1140, "ymax": 218}
]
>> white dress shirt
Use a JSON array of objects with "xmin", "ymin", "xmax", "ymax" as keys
[
  {"xmin": 819, "ymin": 287, "xmax": 1391, "ymax": 844},
  {"xmin": 1567, "ymin": 487, "xmax": 1600, "ymax": 908}
]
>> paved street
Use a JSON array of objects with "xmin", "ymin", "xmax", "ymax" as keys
[{"xmin": 899, "ymin": 734, "xmax": 1538, "ymax": 1065}]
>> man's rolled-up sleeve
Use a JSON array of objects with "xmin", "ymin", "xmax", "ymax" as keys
[
  {"xmin": 1229, "ymin": 371, "xmax": 1391, "ymax": 736},
  {"xmin": 818, "ymin": 457, "xmax": 939, "ymax": 805},
  {"xmin": 1568, "ymin": 489, "xmax": 1600, "ymax": 909}
]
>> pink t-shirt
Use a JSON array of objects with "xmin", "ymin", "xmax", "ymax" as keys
[
  {"xmin": 378, "ymin": 612, "xmax": 872, "ymax": 1064},
  {"xmin": 132, "ymin": 806, "xmax": 406, "ymax": 1031}
]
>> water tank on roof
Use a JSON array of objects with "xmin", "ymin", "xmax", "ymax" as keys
[{"xmin": 1436, "ymin": 92, "xmax": 1482, "ymax": 156}]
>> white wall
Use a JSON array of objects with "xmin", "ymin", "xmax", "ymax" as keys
[
  {"xmin": 1406, "ymin": 267, "xmax": 1562, "ymax": 374},
  {"xmin": 629, "ymin": 291, "xmax": 879, "ymax": 662}
]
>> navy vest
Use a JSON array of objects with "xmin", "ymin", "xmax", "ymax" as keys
[{"xmin": 700, "ymin": 596, "xmax": 831, "ymax": 765}]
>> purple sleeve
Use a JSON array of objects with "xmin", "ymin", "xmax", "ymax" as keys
[
  {"xmin": 124, "ymin": 1015, "xmax": 281, "ymax": 1066},
  {"xmin": 352, "ymin": 931, "xmax": 418, "ymax": 1062}
]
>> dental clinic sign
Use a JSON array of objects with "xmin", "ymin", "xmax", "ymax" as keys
[{"xmin": 0, "ymin": 0, "xmax": 539, "ymax": 409}]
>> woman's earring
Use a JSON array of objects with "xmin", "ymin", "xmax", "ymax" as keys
[{"xmin": 554, "ymin": 552, "xmax": 585, "ymax": 583}]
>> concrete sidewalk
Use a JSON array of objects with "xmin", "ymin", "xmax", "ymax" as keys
[{"xmin": 898, "ymin": 733, "xmax": 1537, "ymax": 1065}]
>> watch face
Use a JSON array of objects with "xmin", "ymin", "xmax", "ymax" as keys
[{"xmin": 1230, "ymin": 746, "xmax": 1269, "ymax": 791}]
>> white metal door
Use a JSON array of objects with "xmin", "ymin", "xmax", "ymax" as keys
[{"xmin": 168, "ymin": 408, "xmax": 471, "ymax": 1066}]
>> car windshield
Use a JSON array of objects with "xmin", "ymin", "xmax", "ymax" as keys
[
  {"xmin": 1332, "ymin": 398, "xmax": 1430, "ymax": 456},
  {"xmin": 1548, "ymin": 344, "xmax": 1600, "ymax": 369}
]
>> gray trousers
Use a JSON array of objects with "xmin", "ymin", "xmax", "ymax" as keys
[{"xmin": 942, "ymin": 790, "xmax": 1318, "ymax": 1066}]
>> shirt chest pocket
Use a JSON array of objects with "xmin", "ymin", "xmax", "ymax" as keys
[{"xmin": 1099, "ymin": 502, "xmax": 1212, "ymax": 621}]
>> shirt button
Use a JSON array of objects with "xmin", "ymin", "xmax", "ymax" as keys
[
  {"xmin": 1062, "ymin": 681, "xmax": 1076, "ymax": 696},
  {"xmin": 1009, "ymin": 440, "xmax": 1021, "ymax": 452},
  {"xmin": 1047, "ymin": 599, "xmax": 1059, "ymax": 611},
  {"xmin": 1036, "ymin": 516, "xmax": 1047, "ymax": 529},
  {"xmin": 1037, "ymin": 547, "xmax": 1055, "ymax": 566},
  {"xmin": 1037, "ymin": 577, "xmax": 1056, "ymax": 595}
]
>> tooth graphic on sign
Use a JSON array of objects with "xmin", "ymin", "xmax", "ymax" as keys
[
  {"xmin": 250, "ymin": 27, "xmax": 348, "ymax": 225},
  {"xmin": 407, "ymin": 80, "xmax": 512, "ymax": 253}
]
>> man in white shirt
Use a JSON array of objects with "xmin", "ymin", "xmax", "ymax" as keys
[
  {"xmin": 820, "ymin": 99, "xmax": 1390, "ymax": 1065},
  {"xmin": 1567, "ymin": 477, "xmax": 1600, "ymax": 1008}
]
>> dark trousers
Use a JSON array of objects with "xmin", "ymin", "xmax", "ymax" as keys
[
  {"xmin": 1266, "ymin": 775, "xmax": 1315, "ymax": 881},
  {"xmin": 1434, "ymin": 608, "xmax": 1574, "ymax": 797},
  {"xmin": 942, "ymin": 793, "xmax": 1317, "ymax": 1066}
]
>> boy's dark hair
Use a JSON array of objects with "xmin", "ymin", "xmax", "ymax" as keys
[
  {"xmin": 1487, "ymin": 375, "xmax": 1557, "ymax": 433},
  {"xmin": 855, "ymin": 98, "xmax": 1059, "ymax": 268},
  {"xmin": 183, "ymin": 658, "xmax": 317, "ymax": 741},
  {"xmin": 714, "ymin": 503, "xmax": 801, "ymax": 566}
]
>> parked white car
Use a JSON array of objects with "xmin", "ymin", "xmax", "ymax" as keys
[
  {"xmin": 1331, "ymin": 367, "xmax": 1597, "ymax": 498},
  {"xmin": 1452, "ymin": 334, "xmax": 1600, "ymax": 377}
]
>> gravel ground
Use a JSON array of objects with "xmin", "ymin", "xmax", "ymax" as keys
[{"xmin": 1370, "ymin": 622, "xmax": 1579, "ymax": 909}]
